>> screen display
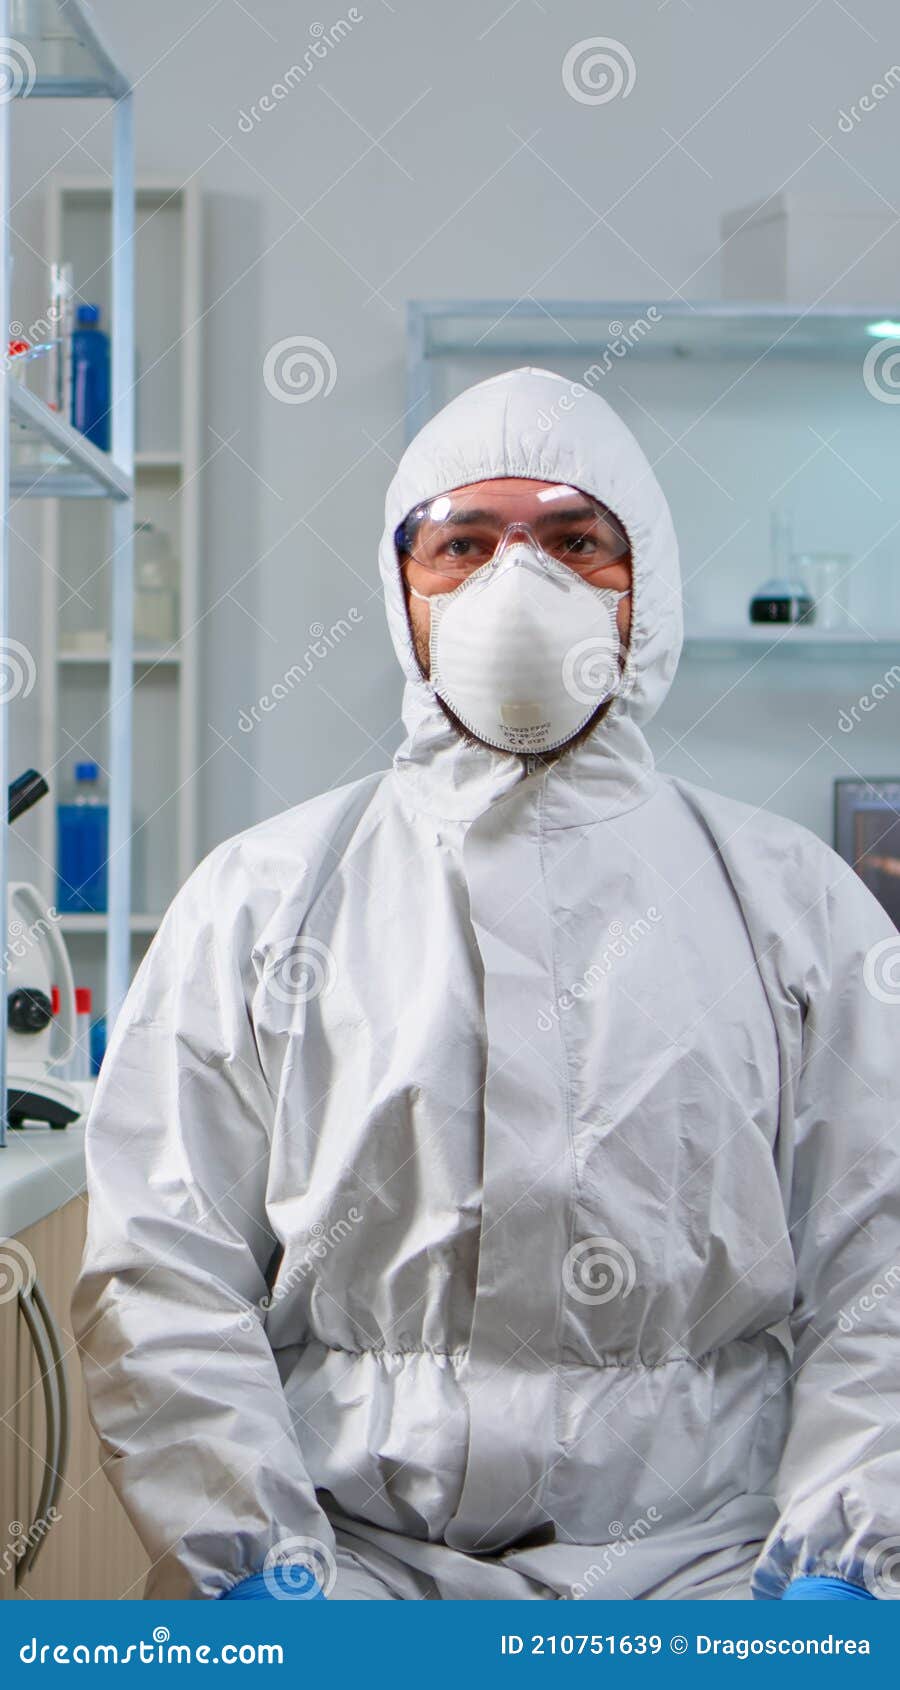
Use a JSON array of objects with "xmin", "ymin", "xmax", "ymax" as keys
[{"xmin": 834, "ymin": 780, "xmax": 900, "ymax": 930}]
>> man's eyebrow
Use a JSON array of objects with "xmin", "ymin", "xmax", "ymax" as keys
[
  {"xmin": 534, "ymin": 504, "xmax": 604, "ymax": 524},
  {"xmin": 440, "ymin": 507, "xmax": 504, "ymax": 525}
]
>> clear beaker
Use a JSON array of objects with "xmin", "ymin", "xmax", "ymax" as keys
[{"xmin": 794, "ymin": 553, "xmax": 851, "ymax": 631}]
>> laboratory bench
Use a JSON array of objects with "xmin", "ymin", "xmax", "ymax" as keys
[{"xmin": 0, "ymin": 1087, "xmax": 150, "ymax": 1598}]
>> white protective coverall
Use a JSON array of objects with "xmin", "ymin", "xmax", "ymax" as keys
[{"xmin": 73, "ymin": 368, "xmax": 900, "ymax": 1602}]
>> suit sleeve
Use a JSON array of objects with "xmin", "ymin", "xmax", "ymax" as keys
[
  {"xmin": 71, "ymin": 846, "xmax": 335, "ymax": 1599},
  {"xmin": 752, "ymin": 859, "xmax": 900, "ymax": 1599}
]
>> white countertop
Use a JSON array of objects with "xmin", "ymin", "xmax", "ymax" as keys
[{"xmin": 0, "ymin": 1083, "xmax": 94, "ymax": 1239}]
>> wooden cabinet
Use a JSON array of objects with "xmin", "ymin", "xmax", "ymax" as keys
[
  {"xmin": 2, "ymin": 1196, "xmax": 149, "ymax": 1599},
  {"xmin": 0, "ymin": 1264, "xmax": 18, "ymax": 1598}
]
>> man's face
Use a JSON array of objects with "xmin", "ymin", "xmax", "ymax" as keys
[
  {"xmin": 396, "ymin": 483, "xmax": 634, "ymax": 760},
  {"xmin": 400, "ymin": 478, "xmax": 633, "ymax": 677}
]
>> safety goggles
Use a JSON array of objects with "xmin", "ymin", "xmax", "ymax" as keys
[{"xmin": 395, "ymin": 485, "xmax": 631, "ymax": 580}]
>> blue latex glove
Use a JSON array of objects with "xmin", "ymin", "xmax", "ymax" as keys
[
  {"xmin": 783, "ymin": 1577, "xmax": 874, "ymax": 1601},
  {"xmin": 220, "ymin": 1566, "xmax": 326, "ymax": 1600}
]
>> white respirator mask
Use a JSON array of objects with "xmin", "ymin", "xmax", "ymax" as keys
[{"xmin": 410, "ymin": 538, "xmax": 628, "ymax": 755}]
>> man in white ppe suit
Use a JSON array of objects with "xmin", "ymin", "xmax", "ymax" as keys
[{"xmin": 73, "ymin": 367, "xmax": 900, "ymax": 1603}]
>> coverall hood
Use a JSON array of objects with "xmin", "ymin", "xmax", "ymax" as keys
[{"xmin": 379, "ymin": 367, "xmax": 682, "ymax": 801}]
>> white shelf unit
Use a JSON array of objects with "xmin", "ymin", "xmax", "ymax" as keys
[
  {"xmin": 0, "ymin": 0, "xmax": 134, "ymax": 1146},
  {"xmin": 38, "ymin": 179, "xmax": 201, "ymax": 1013}
]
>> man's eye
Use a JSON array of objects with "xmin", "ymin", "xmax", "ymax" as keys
[
  {"xmin": 444, "ymin": 536, "xmax": 494, "ymax": 560},
  {"xmin": 562, "ymin": 532, "xmax": 597, "ymax": 555}
]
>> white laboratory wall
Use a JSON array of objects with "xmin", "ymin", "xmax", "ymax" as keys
[{"xmin": 6, "ymin": 0, "xmax": 900, "ymax": 885}]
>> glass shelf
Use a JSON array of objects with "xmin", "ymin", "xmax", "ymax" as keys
[
  {"xmin": 57, "ymin": 647, "xmax": 181, "ymax": 666},
  {"xmin": 57, "ymin": 912, "xmax": 160, "ymax": 935},
  {"xmin": 408, "ymin": 299, "xmax": 900, "ymax": 645},
  {"xmin": 683, "ymin": 627, "xmax": 900, "ymax": 658},
  {"xmin": 135, "ymin": 450, "xmax": 182, "ymax": 470},
  {"xmin": 9, "ymin": 0, "xmax": 130, "ymax": 100},
  {"xmin": 411, "ymin": 300, "xmax": 900, "ymax": 364},
  {"xmin": 9, "ymin": 380, "xmax": 131, "ymax": 499}
]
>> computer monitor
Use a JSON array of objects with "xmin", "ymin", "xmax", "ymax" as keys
[{"xmin": 834, "ymin": 778, "xmax": 900, "ymax": 930}]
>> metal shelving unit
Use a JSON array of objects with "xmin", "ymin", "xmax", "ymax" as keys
[
  {"xmin": 406, "ymin": 298, "xmax": 900, "ymax": 402},
  {"xmin": 40, "ymin": 176, "xmax": 202, "ymax": 1004},
  {"xmin": 683, "ymin": 628, "xmax": 900, "ymax": 659},
  {"xmin": 406, "ymin": 298, "xmax": 900, "ymax": 644},
  {"xmin": 0, "ymin": 0, "xmax": 134, "ymax": 1145}
]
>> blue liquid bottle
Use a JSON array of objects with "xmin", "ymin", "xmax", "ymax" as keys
[
  {"xmin": 90, "ymin": 1015, "xmax": 107, "ymax": 1076},
  {"xmin": 57, "ymin": 762, "xmax": 109, "ymax": 914},
  {"xmin": 70, "ymin": 303, "xmax": 110, "ymax": 451}
]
